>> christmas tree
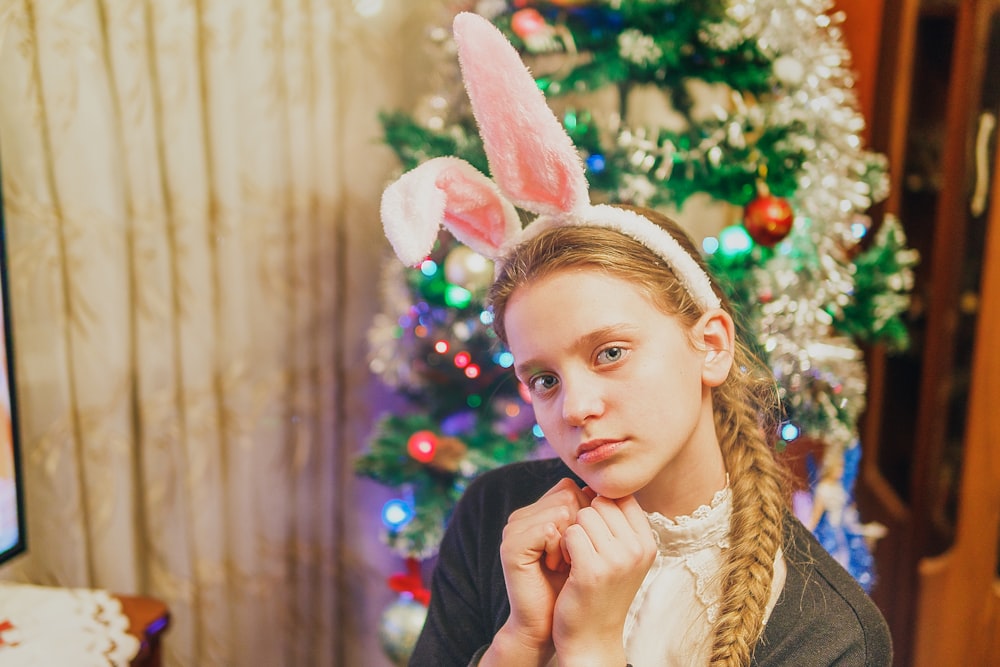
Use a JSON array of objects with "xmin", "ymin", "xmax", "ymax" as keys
[{"xmin": 359, "ymin": 3, "xmax": 917, "ymax": 656}]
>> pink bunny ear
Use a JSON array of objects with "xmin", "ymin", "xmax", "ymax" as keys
[
  {"xmin": 453, "ymin": 12, "xmax": 589, "ymax": 217},
  {"xmin": 381, "ymin": 156, "xmax": 522, "ymax": 265}
]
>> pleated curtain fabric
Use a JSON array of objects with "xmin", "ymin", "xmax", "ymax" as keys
[{"xmin": 0, "ymin": 1, "xmax": 437, "ymax": 664}]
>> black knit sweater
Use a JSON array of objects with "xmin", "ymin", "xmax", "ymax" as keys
[{"xmin": 409, "ymin": 458, "xmax": 892, "ymax": 667}]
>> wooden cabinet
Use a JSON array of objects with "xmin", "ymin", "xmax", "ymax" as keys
[
  {"xmin": 117, "ymin": 595, "xmax": 170, "ymax": 667},
  {"xmin": 859, "ymin": 0, "xmax": 1000, "ymax": 664}
]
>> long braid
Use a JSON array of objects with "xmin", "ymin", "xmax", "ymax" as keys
[{"xmin": 708, "ymin": 354, "xmax": 787, "ymax": 666}]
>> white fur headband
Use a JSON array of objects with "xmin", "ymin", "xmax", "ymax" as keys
[{"xmin": 381, "ymin": 12, "xmax": 721, "ymax": 311}]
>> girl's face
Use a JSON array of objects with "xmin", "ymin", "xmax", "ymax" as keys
[{"xmin": 504, "ymin": 268, "xmax": 732, "ymax": 514}]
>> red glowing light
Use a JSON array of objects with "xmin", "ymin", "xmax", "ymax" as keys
[
  {"xmin": 454, "ymin": 351, "xmax": 471, "ymax": 368},
  {"xmin": 434, "ymin": 340, "xmax": 450, "ymax": 354},
  {"xmin": 511, "ymin": 8, "xmax": 547, "ymax": 38},
  {"xmin": 465, "ymin": 364, "xmax": 481, "ymax": 379},
  {"xmin": 406, "ymin": 430, "xmax": 438, "ymax": 463}
]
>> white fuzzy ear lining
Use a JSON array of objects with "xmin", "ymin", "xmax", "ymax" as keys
[
  {"xmin": 381, "ymin": 157, "xmax": 521, "ymax": 266},
  {"xmin": 380, "ymin": 12, "xmax": 722, "ymax": 312}
]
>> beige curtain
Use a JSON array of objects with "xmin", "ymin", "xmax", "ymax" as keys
[{"xmin": 0, "ymin": 1, "xmax": 440, "ymax": 665}]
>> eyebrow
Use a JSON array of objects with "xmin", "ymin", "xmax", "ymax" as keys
[{"xmin": 513, "ymin": 323, "xmax": 641, "ymax": 379}]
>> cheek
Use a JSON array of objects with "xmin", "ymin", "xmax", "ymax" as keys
[
  {"xmin": 532, "ymin": 399, "xmax": 561, "ymax": 432},
  {"xmin": 531, "ymin": 401, "xmax": 575, "ymax": 450}
]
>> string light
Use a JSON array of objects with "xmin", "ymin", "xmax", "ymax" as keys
[
  {"xmin": 718, "ymin": 224, "xmax": 754, "ymax": 258},
  {"xmin": 382, "ymin": 499, "xmax": 414, "ymax": 530},
  {"xmin": 444, "ymin": 284, "xmax": 472, "ymax": 308},
  {"xmin": 465, "ymin": 364, "xmax": 481, "ymax": 379},
  {"xmin": 781, "ymin": 422, "xmax": 801, "ymax": 441},
  {"xmin": 420, "ymin": 260, "xmax": 438, "ymax": 277},
  {"xmin": 495, "ymin": 351, "xmax": 515, "ymax": 368},
  {"xmin": 454, "ymin": 351, "xmax": 471, "ymax": 368},
  {"xmin": 407, "ymin": 430, "xmax": 438, "ymax": 463},
  {"xmin": 586, "ymin": 154, "xmax": 607, "ymax": 173},
  {"xmin": 434, "ymin": 340, "xmax": 450, "ymax": 354}
]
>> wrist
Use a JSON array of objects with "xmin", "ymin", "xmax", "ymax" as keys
[
  {"xmin": 480, "ymin": 622, "xmax": 554, "ymax": 667},
  {"xmin": 553, "ymin": 646, "xmax": 628, "ymax": 667}
]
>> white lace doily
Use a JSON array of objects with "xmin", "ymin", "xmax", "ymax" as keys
[{"xmin": 0, "ymin": 583, "xmax": 140, "ymax": 666}]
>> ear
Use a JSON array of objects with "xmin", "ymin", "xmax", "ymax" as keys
[
  {"xmin": 698, "ymin": 309, "xmax": 736, "ymax": 387},
  {"xmin": 452, "ymin": 12, "xmax": 590, "ymax": 217},
  {"xmin": 381, "ymin": 156, "xmax": 522, "ymax": 265}
]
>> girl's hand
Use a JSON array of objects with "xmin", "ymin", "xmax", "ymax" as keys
[
  {"xmin": 551, "ymin": 494, "xmax": 657, "ymax": 665},
  {"xmin": 484, "ymin": 478, "xmax": 595, "ymax": 665}
]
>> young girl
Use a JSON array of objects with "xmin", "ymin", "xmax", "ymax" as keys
[{"xmin": 381, "ymin": 13, "xmax": 892, "ymax": 666}]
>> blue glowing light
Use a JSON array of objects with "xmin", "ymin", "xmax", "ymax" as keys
[
  {"xmin": 381, "ymin": 499, "xmax": 414, "ymax": 530},
  {"xmin": 781, "ymin": 422, "xmax": 800, "ymax": 441},
  {"xmin": 480, "ymin": 309, "xmax": 495, "ymax": 325},
  {"xmin": 851, "ymin": 222, "xmax": 868, "ymax": 239},
  {"xmin": 702, "ymin": 236, "xmax": 720, "ymax": 255},
  {"xmin": 718, "ymin": 225, "xmax": 754, "ymax": 257},
  {"xmin": 496, "ymin": 351, "xmax": 515, "ymax": 368},
  {"xmin": 420, "ymin": 260, "xmax": 438, "ymax": 277},
  {"xmin": 532, "ymin": 424, "xmax": 545, "ymax": 438},
  {"xmin": 586, "ymin": 154, "xmax": 607, "ymax": 173}
]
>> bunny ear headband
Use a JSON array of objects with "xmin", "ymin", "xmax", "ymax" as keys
[{"xmin": 380, "ymin": 11, "xmax": 721, "ymax": 311}]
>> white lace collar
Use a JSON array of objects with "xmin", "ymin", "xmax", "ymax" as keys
[{"xmin": 645, "ymin": 486, "xmax": 732, "ymax": 557}]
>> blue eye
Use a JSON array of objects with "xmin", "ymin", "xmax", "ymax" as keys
[
  {"xmin": 529, "ymin": 374, "xmax": 559, "ymax": 395},
  {"xmin": 596, "ymin": 346, "xmax": 626, "ymax": 364}
]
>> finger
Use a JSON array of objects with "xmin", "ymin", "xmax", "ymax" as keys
[
  {"xmin": 560, "ymin": 522, "xmax": 598, "ymax": 567},
  {"xmin": 543, "ymin": 520, "xmax": 568, "ymax": 572},
  {"xmin": 540, "ymin": 478, "xmax": 593, "ymax": 509},
  {"xmin": 505, "ymin": 479, "xmax": 590, "ymax": 572},
  {"xmin": 587, "ymin": 496, "xmax": 636, "ymax": 540},
  {"xmin": 572, "ymin": 505, "xmax": 616, "ymax": 552},
  {"xmin": 508, "ymin": 479, "xmax": 589, "ymax": 525},
  {"xmin": 505, "ymin": 501, "xmax": 574, "ymax": 572},
  {"xmin": 614, "ymin": 495, "xmax": 656, "ymax": 545},
  {"xmin": 504, "ymin": 504, "xmax": 570, "ymax": 546},
  {"xmin": 578, "ymin": 499, "xmax": 655, "ymax": 563}
]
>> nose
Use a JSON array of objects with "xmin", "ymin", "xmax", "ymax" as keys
[{"xmin": 560, "ymin": 378, "xmax": 604, "ymax": 426}]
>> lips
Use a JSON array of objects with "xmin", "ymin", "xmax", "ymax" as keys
[{"xmin": 576, "ymin": 439, "xmax": 626, "ymax": 464}]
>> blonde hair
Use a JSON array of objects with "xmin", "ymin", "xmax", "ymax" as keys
[{"xmin": 488, "ymin": 206, "xmax": 788, "ymax": 667}]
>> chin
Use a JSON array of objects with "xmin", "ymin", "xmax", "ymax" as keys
[{"xmin": 582, "ymin": 475, "xmax": 641, "ymax": 501}]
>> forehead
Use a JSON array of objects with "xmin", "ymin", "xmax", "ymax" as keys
[{"xmin": 503, "ymin": 268, "xmax": 666, "ymax": 347}]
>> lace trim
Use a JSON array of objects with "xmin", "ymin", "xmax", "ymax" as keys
[
  {"xmin": 642, "ymin": 484, "xmax": 732, "ymax": 623},
  {"xmin": 646, "ymin": 486, "xmax": 732, "ymax": 556},
  {"xmin": 684, "ymin": 548, "xmax": 725, "ymax": 624},
  {"xmin": 648, "ymin": 485, "xmax": 731, "ymax": 528}
]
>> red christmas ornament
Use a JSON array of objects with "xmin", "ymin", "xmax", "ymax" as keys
[
  {"xmin": 407, "ymin": 430, "xmax": 437, "ymax": 463},
  {"xmin": 743, "ymin": 195, "xmax": 794, "ymax": 247},
  {"xmin": 511, "ymin": 8, "xmax": 548, "ymax": 40}
]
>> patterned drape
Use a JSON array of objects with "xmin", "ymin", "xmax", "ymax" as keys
[{"xmin": 0, "ymin": 1, "xmax": 437, "ymax": 664}]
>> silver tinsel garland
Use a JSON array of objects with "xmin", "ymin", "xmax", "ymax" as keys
[{"xmin": 723, "ymin": 0, "xmax": 889, "ymax": 455}]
